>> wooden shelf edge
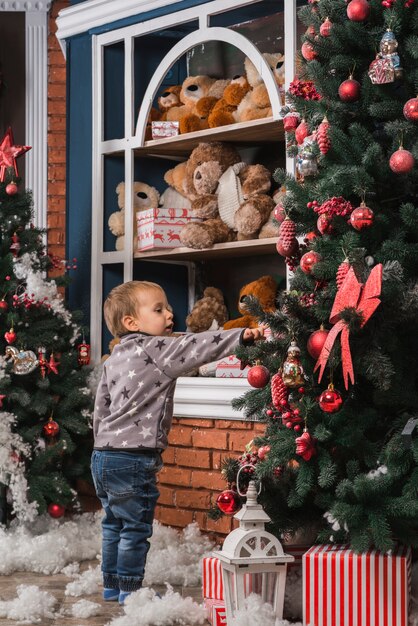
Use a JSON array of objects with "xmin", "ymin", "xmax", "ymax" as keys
[{"xmin": 133, "ymin": 237, "xmax": 278, "ymax": 261}]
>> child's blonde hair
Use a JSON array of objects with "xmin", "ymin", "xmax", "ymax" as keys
[{"xmin": 104, "ymin": 280, "xmax": 164, "ymax": 337}]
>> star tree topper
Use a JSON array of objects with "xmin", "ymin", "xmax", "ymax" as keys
[{"xmin": 0, "ymin": 127, "xmax": 31, "ymax": 182}]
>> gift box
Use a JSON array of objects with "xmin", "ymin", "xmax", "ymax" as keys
[
  {"xmin": 136, "ymin": 208, "xmax": 201, "ymax": 251},
  {"xmin": 151, "ymin": 120, "xmax": 179, "ymax": 140},
  {"xmin": 215, "ymin": 355, "xmax": 250, "ymax": 378},
  {"xmin": 303, "ymin": 544, "xmax": 411, "ymax": 626},
  {"xmin": 204, "ymin": 598, "xmax": 227, "ymax": 626}
]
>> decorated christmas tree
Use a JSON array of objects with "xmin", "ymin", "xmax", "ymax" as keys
[
  {"xmin": 0, "ymin": 128, "xmax": 93, "ymax": 523},
  {"xmin": 215, "ymin": 0, "xmax": 418, "ymax": 552}
]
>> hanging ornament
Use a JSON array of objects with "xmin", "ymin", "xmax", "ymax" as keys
[
  {"xmin": 273, "ymin": 203, "xmax": 286, "ymax": 223},
  {"xmin": 295, "ymin": 119, "xmax": 309, "ymax": 145},
  {"xmin": 4, "ymin": 327, "xmax": 16, "ymax": 344},
  {"xmin": 247, "ymin": 363, "xmax": 270, "ymax": 388},
  {"xmin": 5, "ymin": 346, "xmax": 38, "ymax": 374},
  {"xmin": 38, "ymin": 347, "xmax": 48, "ymax": 378},
  {"xmin": 377, "ymin": 30, "xmax": 403, "ymax": 81},
  {"xmin": 307, "ymin": 326, "xmax": 329, "ymax": 359},
  {"xmin": 9, "ymin": 232, "xmax": 20, "ymax": 258},
  {"xmin": 0, "ymin": 127, "xmax": 31, "ymax": 182},
  {"xmin": 276, "ymin": 237, "xmax": 299, "ymax": 258},
  {"xmin": 347, "ymin": 0, "xmax": 370, "ymax": 21},
  {"xmin": 0, "ymin": 394, "xmax": 5, "ymax": 408},
  {"xmin": 282, "ymin": 341, "xmax": 305, "ymax": 388},
  {"xmin": 5, "ymin": 181, "xmax": 18, "ymax": 195},
  {"xmin": 338, "ymin": 76, "xmax": 361, "ymax": 102},
  {"xmin": 301, "ymin": 41, "xmax": 318, "ymax": 62},
  {"xmin": 47, "ymin": 503, "xmax": 65, "ymax": 519},
  {"xmin": 319, "ymin": 383, "xmax": 343, "ymax": 413},
  {"xmin": 283, "ymin": 111, "xmax": 300, "ymax": 132},
  {"xmin": 257, "ymin": 445, "xmax": 271, "ymax": 460},
  {"xmin": 317, "ymin": 213, "xmax": 334, "ymax": 235},
  {"xmin": 216, "ymin": 489, "xmax": 241, "ymax": 515},
  {"xmin": 304, "ymin": 231, "xmax": 318, "ymax": 245},
  {"xmin": 43, "ymin": 416, "xmax": 60, "ymax": 439},
  {"xmin": 297, "ymin": 135, "xmax": 319, "ymax": 178},
  {"xmin": 77, "ymin": 341, "xmax": 91, "ymax": 366},
  {"xmin": 316, "ymin": 117, "xmax": 331, "ymax": 154},
  {"xmin": 389, "ymin": 148, "xmax": 415, "ymax": 173},
  {"xmin": 300, "ymin": 250, "xmax": 321, "ymax": 274},
  {"xmin": 0, "ymin": 298, "xmax": 8, "ymax": 311},
  {"xmin": 350, "ymin": 202, "xmax": 374, "ymax": 230},
  {"xmin": 403, "ymin": 97, "xmax": 418, "ymax": 122},
  {"xmin": 336, "ymin": 259, "xmax": 350, "ymax": 289},
  {"xmin": 47, "ymin": 353, "xmax": 60, "ymax": 375},
  {"xmin": 295, "ymin": 430, "xmax": 316, "ymax": 461},
  {"xmin": 271, "ymin": 372, "xmax": 288, "ymax": 408},
  {"xmin": 320, "ymin": 17, "xmax": 332, "ymax": 37}
]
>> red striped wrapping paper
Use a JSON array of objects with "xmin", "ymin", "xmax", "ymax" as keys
[
  {"xmin": 204, "ymin": 598, "xmax": 227, "ymax": 626},
  {"xmin": 303, "ymin": 544, "xmax": 411, "ymax": 626}
]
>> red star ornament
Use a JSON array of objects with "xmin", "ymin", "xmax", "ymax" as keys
[
  {"xmin": 0, "ymin": 127, "xmax": 31, "ymax": 182},
  {"xmin": 295, "ymin": 430, "xmax": 316, "ymax": 461}
]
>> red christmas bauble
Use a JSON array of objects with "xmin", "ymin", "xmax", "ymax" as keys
[
  {"xmin": 301, "ymin": 41, "xmax": 318, "ymax": 61},
  {"xmin": 4, "ymin": 329, "xmax": 16, "ymax": 344},
  {"xmin": 300, "ymin": 250, "xmax": 321, "ymax": 274},
  {"xmin": 247, "ymin": 364, "xmax": 270, "ymax": 388},
  {"xmin": 350, "ymin": 204, "xmax": 374, "ymax": 230},
  {"xmin": 347, "ymin": 0, "xmax": 370, "ymax": 21},
  {"xmin": 273, "ymin": 204, "xmax": 286, "ymax": 223},
  {"xmin": 317, "ymin": 214, "xmax": 334, "ymax": 235},
  {"xmin": 320, "ymin": 17, "xmax": 332, "ymax": 37},
  {"xmin": 276, "ymin": 238, "xmax": 299, "ymax": 257},
  {"xmin": 258, "ymin": 445, "xmax": 271, "ymax": 460},
  {"xmin": 389, "ymin": 148, "xmax": 415, "ymax": 173},
  {"xmin": 283, "ymin": 113, "xmax": 300, "ymax": 132},
  {"xmin": 0, "ymin": 299, "xmax": 8, "ymax": 311},
  {"xmin": 403, "ymin": 98, "xmax": 418, "ymax": 122},
  {"xmin": 43, "ymin": 419, "xmax": 60, "ymax": 438},
  {"xmin": 48, "ymin": 503, "xmax": 65, "ymax": 518},
  {"xmin": 5, "ymin": 182, "xmax": 18, "ymax": 196},
  {"xmin": 216, "ymin": 489, "xmax": 241, "ymax": 515},
  {"xmin": 307, "ymin": 328, "xmax": 329, "ymax": 359},
  {"xmin": 295, "ymin": 119, "xmax": 309, "ymax": 145},
  {"xmin": 304, "ymin": 231, "xmax": 318, "ymax": 244},
  {"xmin": 338, "ymin": 78, "xmax": 361, "ymax": 102},
  {"xmin": 319, "ymin": 386, "xmax": 343, "ymax": 413}
]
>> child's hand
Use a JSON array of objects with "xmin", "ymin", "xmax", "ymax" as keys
[{"xmin": 243, "ymin": 326, "xmax": 265, "ymax": 342}]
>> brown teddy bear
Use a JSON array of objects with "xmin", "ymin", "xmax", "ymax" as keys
[
  {"xmin": 108, "ymin": 181, "xmax": 160, "ymax": 251},
  {"xmin": 157, "ymin": 85, "xmax": 182, "ymax": 120},
  {"xmin": 159, "ymin": 162, "xmax": 192, "ymax": 211},
  {"xmin": 186, "ymin": 287, "xmax": 229, "ymax": 333},
  {"xmin": 206, "ymin": 75, "xmax": 251, "ymax": 128},
  {"xmin": 223, "ymin": 275, "xmax": 277, "ymax": 329}
]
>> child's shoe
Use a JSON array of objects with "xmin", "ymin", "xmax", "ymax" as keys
[
  {"xmin": 118, "ymin": 591, "xmax": 131, "ymax": 605},
  {"xmin": 103, "ymin": 588, "xmax": 119, "ymax": 601}
]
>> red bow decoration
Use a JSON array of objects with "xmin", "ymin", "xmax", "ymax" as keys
[{"xmin": 314, "ymin": 264, "xmax": 383, "ymax": 389}]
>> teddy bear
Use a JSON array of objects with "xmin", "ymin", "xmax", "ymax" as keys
[
  {"xmin": 223, "ymin": 275, "xmax": 277, "ymax": 329},
  {"xmin": 157, "ymin": 85, "xmax": 182, "ymax": 120},
  {"xmin": 258, "ymin": 185, "xmax": 286, "ymax": 239},
  {"xmin": 159, "ymin": 162, "xmax": 192, "ymax": 211},
  {"xmin": 186, "ymin": 287, "xmax": 229, "ymax": 333},
  {"xmin": 234, "ymin": 52, "xmax": 285, "ymax": 123},
  {"xmin": 206, "ymin": 75, "xmax": 251, "ymax": 128},
  {"xmin": 108, "ymin": 181, "xmax": 160, "ymax": 251}
]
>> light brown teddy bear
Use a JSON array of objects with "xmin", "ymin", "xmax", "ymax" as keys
[
  {"xmin": 234, "ymin": 52, "xmax": 285, "ymax": 123},
  {"xmin": 108, "ymin": 181, "xmax": 160, "ymax": 251},
  {"xmin": 206, "ymin": 75, "xmax": 251, "ymax": 128},
  {"xmin": 186, "ymin": 287, "xmax": 229, "ymax": 333},
  {"xmin": 223, "ymin": 275, "xmax": 277, "ymax": 329}
]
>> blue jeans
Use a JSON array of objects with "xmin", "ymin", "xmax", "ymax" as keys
[{"xmin": 91, "ymin": 449, "xmax": 163, "ymax": 592}]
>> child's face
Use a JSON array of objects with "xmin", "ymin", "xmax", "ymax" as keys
[{"xmin": 133, "ymin": 288, "xmax": 174, "ymax": 336}]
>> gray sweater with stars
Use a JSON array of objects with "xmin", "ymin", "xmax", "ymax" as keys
[{"xmin": 93, "ymin": 328, "xmax": 246, "ymax": 451}]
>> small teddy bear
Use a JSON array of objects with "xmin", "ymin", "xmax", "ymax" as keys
[
  {"xmin": 223, "ymin": 275, "xmax": 277, "ymax": 329},
  {"xmin": 157, "ymin": 85, "xmax": 182, "ymax": 120},
  {"xmin": 108, "ymin": 181, "xmax": 160, "ymax": 251},
  {"xmin": 186, "ymin": 287, "xmax": 229, "ymax": 333}
]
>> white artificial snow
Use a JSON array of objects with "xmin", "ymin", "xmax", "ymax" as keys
[
  {"xmin": 283, "ymin": 567, "xmax": 302, "ymax": 621},
  {"xmin": 61, "ymin": 562, "xmax": 80, "ymax": 577},
  {"xmin": 366, "ymin": 464, "xmax": 388, "ymax": 479},
  {"xmin": 65, "ymin": 564, "xmax": 101, "ymax": 596},
  {"xmin": 106, "ymin": 585, "xmax": 206, "ymax": 626},
  {"xmin": 0, "ymin": 585, "xmax": 57, "ymax": 623},
  {"xmin": 228, "ymin": 593, "xmax": 303, "ymax": 626},
  {"xmin": 70, "ymin": 599, "xmax": 101, "ymax": 618}
]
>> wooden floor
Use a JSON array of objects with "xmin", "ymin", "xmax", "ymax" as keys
[{"xmin": 0, "ymin": 559, "xmax": 207, "ymax": 625}]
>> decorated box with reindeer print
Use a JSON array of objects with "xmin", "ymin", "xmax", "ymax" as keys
[{"xmin": 136, "ymin": 208, "xmax": 202, "ymax": 251}]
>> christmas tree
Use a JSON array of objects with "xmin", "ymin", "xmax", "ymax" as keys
[
  {"xmin": 0, "ymin": 129, "xmax": 93, "ymax": 523},
  {"xmin": 216, "ymin": 0, "xmax": 418, "ymax": 552}
]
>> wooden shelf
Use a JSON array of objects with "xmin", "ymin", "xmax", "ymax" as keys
[
  {"xmin": 134, "ymin": 117, "xmax": 284, "ymax": 158},
  {"xmin": 134, "ymin": 237, "xmax": 278, "ymax": 261}
]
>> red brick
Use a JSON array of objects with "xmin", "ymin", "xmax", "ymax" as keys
[
  {"xmin": 161, "ymin": 447, "xmax": 175, "ymax": 464},
  {"xmin": 217, "ymin": 420, "xmax": 254, "ymax": 430},
  {"xmin": 48, "ymin": 181, "xmax": 66, "ymax": 196},
  {"xmin": 48, "ymin": 165, "xmax": 66, "ymax": 181},
  {"xmin": 157, "ymin": 486, "xmax": 175, "ymax": 506},
  {"xmin": 175, "ymin": 489, "xmax": 211, "ymax": 509},
  {"xmin": 175, "ymin": 448, "xmax": 210, "ymax": 468},
  {"xmin": 48, "ymin": 101, "xmax": 66, "ymax": 115},
  {"xmin": 48, "ymin": 197, "xmax": 66, "ymax": 211},
  {"xmin": 49, "ymin": 116, "xmax": 66, "ymax": 132},
  {"xmin": 49, "ymin": 67, "xmax": 66, "ymax": 83},
  {"xmin": 48, "ymin": 231, "xmax": 65, "ymax": 245},
  {"xmin": 47, "ymin": 133, "xmax": 66, "ymax": 147},
  {"xmin": 47, "ymin": 213, "xmax": 66, "ymax": 229},
  {"xmin": 228, "ymin": 431, "xmax": 254, "ymax": 452},
  {"xmin": 155, "ymin": 507, "xmax": 194, "ymax": 528},
  {"xmin": 48, "ymin": 149, "xmax": 66, "ymax": 163},
  {"xmin": 49, "ymin": 51, "xmax": 66, "ymax": 66},
  {"xmin": 168, "ymin": 426, "xmax": 193, "ymax": 446},
  {"xmin": 192, "ymin": 429, "xmax": 228, "ymax": 450},
  {"xmin": 194, "ymin": 511, "xmax": 206, "ymax": 530},
  {"xmin": 176, "ymin": 418, "xmax": 214, "ymax": 428},
  {"xmin": 47, "ymin": 245, "xmax": 65, "ymax": 260},
  {"xmin": 48, "ymin": 84, "xmax": 66, "ymax": 98},
  {"xmin": 159, "ymin": 466, "xmax": 191, "ymax": 486},
  {"xmin": 213, "ymin": 451, "xmax": 238, "ymax": 470},
  {"xmin": 191, "ymin": 470, "xmax": 226, "ymax": 490},
  {"xmin": 206, "ymin": 515, "xmax": 233, "ymax": 535}
]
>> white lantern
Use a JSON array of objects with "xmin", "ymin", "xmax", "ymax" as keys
[{"xmin": 213, "ymin": 479, "xmax": 294, "ymax": 621}]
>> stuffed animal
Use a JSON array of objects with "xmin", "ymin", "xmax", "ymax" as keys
[
  {"xmin": 159, "ymin": 162, "xmax": 192, "ymax": 211},
  {"xmin": 108, "ymin": 181, "xmax": 160, "ymax": 251},
  {"xmin": 186, "ymin": 287, "xmax": 229, "ymax": 333},
  {"xmin": 205, "ymin": 75, "xmax": 251, "ymax": 128},
  {"xmin": 223, "ymin": 275, "xmax": 277, "ymax": 329},
  {"xmin": 258, "ymin": 186, "xmax": 286, "ymax": 239},
  {"xmin": 157, "ymin": 85, "xmax": 182, "ymax": 120},
  {"xmin": 234, "ymin": 52, "xmax": 285, "ymax": 123}
]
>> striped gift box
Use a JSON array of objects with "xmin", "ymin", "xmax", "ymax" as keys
[
  {"xmin": 202, "ymin": 557, "xmax": 224, "ymax": 601},
  {"xmin": 204, "ymin": 598, "xmax": 227, "ymax": 626},
  {"xmin": 303, "ymin": 544, "xmax": 411, "ymax": 626}
]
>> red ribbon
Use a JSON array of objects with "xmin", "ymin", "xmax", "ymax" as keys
[{"xmin": 314, "ymin": 264, "xmax": 383, "ymax": 389}]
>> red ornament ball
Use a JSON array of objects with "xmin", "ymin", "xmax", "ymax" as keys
[
  {"xmin": 319, "ymin": 386, "xmax": 343, "ymax": 413},
  {"xmin": 300, "ymin": 250, "xmax": 321, "ymax": 274},
  {"xmin": 5, "ymin": 182, "xmax": 18, "ymax": 196},
  {"xmin": 307, "ymin": 328, "xmax": 329, "ymax": 359},
  {"xmin": 276, "ymin": 238, "xmax": 299, "ymax": 258},
  {"xmin": 403, "ymin": 98, "xmax": 418, "ymax": 122},
  {"xmin": 43, "ymin": 419, "xmax": 60, "ymax": 438},
  {"xmin": 48, "ymin": 503, "xmax": 65, "ymax": 518},
  {"xmin": 347, "ymin": 0, "xmax": 370, "ymax": 21},
  {"xmin": 247, "ymin": 364, "xmax": 270, "ymax": 388},
  {"xmin": 389, "ymin": 148, "xmax": 415, "ymax": 173},
  {"xmin": 216, "ymin": 489, "xmax": 241, "ymax": 515},
  {"xmin": 273, "ymin": 204, "xmax": 286, "ymax": 223},
  {"xmin": 0, "ymin": 299, "xmax": 8, "ymax": 311},
  {"xmin": 317, "ymin": 214, "xmax": 334, "ymax": 235},
  {"xmin": 338, "ymin": 78, "xmax": 361, "ymax": 102},
  {"xmin": 301, "ymin": 41, "xmax": 318, "ymax": 61},
  {"xmin": 320, "ymin": 17, "xmax": 332, "ymax": 37},
  {"xmin": 304, "ymin": 231, "xmax": 318, "ymax": 244},
  {"xmin": 350, "ymin": 204, "xmax": 374, "ymax": 230}
]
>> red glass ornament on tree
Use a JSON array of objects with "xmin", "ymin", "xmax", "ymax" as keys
[
  {"xmin": 320, "ymin": 17, "xmax": 332, "ymax": 37},
  {"xmin": 389, "ymin": 148, "xmax": 415, "ymax": 173},
  {"xmin": 77, "ymin": 342, "xmax": 91, "ymax": 366},
  {"xmin": 216, "ymin": 489, "xmax": 241, "ymax": 515},
  {"xmin": 5, "ymin": 181, "xmax": 18, "ymax": 196},
  {"xmin": 336, "ymin": 259, "xmax": 350, "ymax": 289},
  {"xmin": 319, "ymin": 384, "xmax": 343, "ymax": 413},
  {"xmin": 247, "ymin": 363, "xmax": 270, "ymax": 388},
  {"xmin": 283, "ymin": 112, "xmax": 300, "ymax": 132},
  {"xmin": 403, "ymin": 97, "xmax": 418, "ymax": 122},
  {"xmin": 295, "ymin": 430, "xmax": 316, "ymax": 461},
  {"xmin": 350, "ymin": 202, "xmax": 374, "ymax": 230},
  {"xmin": 301, "ymin": 41, "xmax": 318, "ymax": 61},
  {"xmin": 38, "ymin": 347, "xmax": 47, "ymax": 379},
  {"xmin": 271, "ymin": 372, "xmax": 288, "ymax": 408},
  {"xmin": 317, "ymin": 117, "xmax": 331, "ymax": 154},
  {"xmin": 48, "ymin": 353, "xmax": 60, "ymax": 375},
  {"xmin": 10, "ymin": 232, "xmax": 20, "ymax": 257},
  {"xmin": 307, "ymin": 327, "xmax": 329, "ymax": 360},
  {"xmin": 317, "ymin": 213, "xmax": 334, "ymax": 235},
  {"xmin": 43, "ymin": 416, "xmax": 60, "ymax": 439},
  {"xmin": 338, "ymin": 76, "xmax": 361, "ymax": 102},
  {"xmin": 4, "ymin": 327, "xmax": 16, "ymax": 344},
  {"xmin": 0, "ymin": 298, "xmax": 8, "ymax": 311},
  {"xmin": 347, "ymin": 0, "xmax": 370, "ymax": 21},
  {"xmin": 48, "ymin": 503, "xmax": 65, "ymax": 519},
  {"xmin": 295, "ymin": 119, "xmax": 309, "ymax": 145},
  {"xmin": 300, "ymin": 250, "xmax": 321, "ymax": 274},
  {"xmin": 273, "ymin": 203, "xmax": 286, "ymax": 223}
]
